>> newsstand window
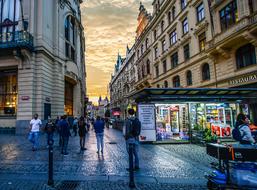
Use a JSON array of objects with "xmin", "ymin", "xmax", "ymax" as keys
[{"xmin": 0, "ymin": 70, "xmax": 17, "ymax": 117}]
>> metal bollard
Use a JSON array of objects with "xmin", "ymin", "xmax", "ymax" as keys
[
  {"xmin": 128, "ymin": 143, "xmax": 135, "ymax": 188},
  {"xmin": 48, "ymin": 139, "xmax": 54, "ymax": 186}
]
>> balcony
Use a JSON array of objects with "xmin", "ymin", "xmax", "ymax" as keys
[
  {"xmin": 207, "ymin": 15, "xmax": 257, "ymax": 50},
  {"xmin": 0, "ymin": 31, "xmax": 33, "ymax": 51},
  {"xmin": 135, "ymin": 74, "xmax": 152, "ymax": 90}
]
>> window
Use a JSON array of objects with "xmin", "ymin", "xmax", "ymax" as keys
[
  {"xmin": 161, "ymin": 20, "xmax": 165, "ymax": 32},
  {"xmin": 170, "ymin": 30, "xmax": 177, "ymax": 45},
  {"xmin": 197, "ymin": 3, "xmax": 205, "ymax": 22},
  {"xmin": 171, "ymin": 52, "xmax": 178, "ymax": 68},
  {"xmin": 141, "ymin": 44, "xmax": 144, "ymax": 54},
  {"xmin": 137, "ymin": 50, "xmax": 140, "ymax": 58},
  {"xmin": 154, "ymin": 30, "xmax": 157, "ymax": 40},
  {"xmin": 0, "ymin": 0, "xmax": 21, "ymax": 36},
  {"xmin": 146, "ymin": 60, "xmax": 150, "ymax": 74},
  {"xmin": 182, "ymin": 18, "xmax": 189, "ymax": 34},
  {"xmin": 164, "ymin": 81, "xmax": 168, "ymax": 88},
  {"xmin": 157, "ymin": 84, "xmax": 160, "ymax": 88},
  {"xmin": 199, "ymin": 32, "xmax": 206, "ymax": 52},
  {"xmin": 219, "ymin": 0, "xmax": 238, "ymax": 31},
  {"xmin": 146, "ymin": 38, "xmax": 149, "ymax": 49},
  {"xmin": 186, "ymin": 70, "xmax": 192, "ymax": 86},
  {"xmin": 236, "ymin": 43, "xmax": 256, "ymax": 69},
  {"xmin": 163, "ymin": 60, "xmax": 167, "ymax": 73},
  {"xmin": 0, "ymin": 69, "xmax": 17, "ymax": 117},
  {"xmin": 65, "ymin": 16, "xmax": 76, "ymax": 62},
  {"xmin": 142, "ymin": 65, "xmax": 145, "ymax": 78},
  {"xmin": 181, "ymin": 0, "xmax": 187, "ymax": 10},
  {"xmin": 184, "ymin": 44, "xmax": 190, "ymax": 61},
  {"xmin": 172, "ymin": 6, "xmax": 176, "ymax": 20},
  {"xmin": 155, "ymin": 65, "xmax": 159, "ymax": 77},
  {"xmin": 173, "ymin": 75, "xmax": 180, "ymax": 87},
  {"xmin": 154, "ymin": 46, "xmax": 158, "ymax": 59},
  {"xmin": 202, "ymin": 63, "xmax": 210, "ymax": 81},
  {"xmin": 162, "ymin": 39, "xmax": 166, "ymax": 53},
  {"xmin": 168, "ymin": 11, "xmax": 172, "ymax": 24}
]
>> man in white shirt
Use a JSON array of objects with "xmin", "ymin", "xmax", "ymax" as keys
[{"xmin": 28, "ymin": 113, "xmax": 42, "ymax": 151}]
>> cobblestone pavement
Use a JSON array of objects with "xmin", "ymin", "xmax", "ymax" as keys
[{"xmin": 0, "ymin": 128, "xmax": 214, "ymax": 189}]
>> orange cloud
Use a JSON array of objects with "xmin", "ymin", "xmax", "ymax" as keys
[{"xmin": 81, "ymin": 0, "xmax": 152, "ymax": 103}]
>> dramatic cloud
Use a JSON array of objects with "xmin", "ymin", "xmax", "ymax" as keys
[{"xmin": 81, "ymin": 0, "xmax": 152, "ymax": 103}]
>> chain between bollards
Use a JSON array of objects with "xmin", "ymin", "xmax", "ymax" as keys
[
  {"xmin": 48, "ymin": 139, "xmax": 54, "ymax": 186},
  {"xmin": 128, "ymin": 143, "xmax": 135, "ymax": 188}
]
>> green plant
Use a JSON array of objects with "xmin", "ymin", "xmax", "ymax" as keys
[
  {"xmin": 203, "ymin": 128, "xmax": 217, "ymax": 142},
  {"xmin": 193, "ymin": 124, "xmax": 202, "ymax": 131}
]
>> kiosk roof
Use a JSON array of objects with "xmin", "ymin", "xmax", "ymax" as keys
[{"xmin": 131, "ymin": 88, "xmax": 257, "ymax": 103}]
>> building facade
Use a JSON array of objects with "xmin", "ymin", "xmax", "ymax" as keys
[
  {"xmin": 0, "ymin": 0, "xmax": 86, "ymax": 134},
  {"xmin": 110, "ymin": 0, "xmax": 257, "ymax": 122}
]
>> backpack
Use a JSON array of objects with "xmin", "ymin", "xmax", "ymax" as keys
[
  {"xmin": 232, "ymin": 125, "xmax": 243, "ymax": 142},
  {"xmin": 129, "ymin": 118, "xmax": 141, "ymax": 137}
]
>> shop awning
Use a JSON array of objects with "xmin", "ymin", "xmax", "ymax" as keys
[{"xmin": 131, "ymin": 88, "xmax": 257, "ymax": 103}]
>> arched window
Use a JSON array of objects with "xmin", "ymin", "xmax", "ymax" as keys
[
  {"xmin": 146, "ymin": 60, "xmax": 150, "ymax": 74},
  {"xmin": 172, "ymin": 6, "xmax": 176, "ymax": 20},
  {"xmin": 65, "ymin": 15, "xmax": 76, "ymax": 62},
  {"xmin": 173, "ymin": 75, "xmax": 180, "ymax": 87},
  {"xmin": 202, "ymin": 63, "xmax": 210, "ymax": 81},
  {"xmin": 186, "ymin": 70, "xmax": 192, "ymax": 86},
  {"xmin": 157, "ymin": 84, "xmax": 160, "ymax": 88},
  {"xmin": 164, "ymin": 80, "xmax": 168, "ymax": 88},
  {"xmin": 236, "ymin": 43, "xmax": 256, "ymax": 69}
]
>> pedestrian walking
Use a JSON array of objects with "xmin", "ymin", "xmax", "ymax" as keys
[
  {"xmin": 45, "ymin": 118, "xmax": 55, "ymax": 148},
  {"xmin": 93, "ymin": 116, "xmax": 105, "ymax": 154},
  {"xmin": 73, "ymin": 117, "xmax": 78, "ymax": 136},
  {"xmin": 56, "ymin": 116, "xmax": 63, "ymax": 146},
  {"xmin": 28, "ymin": 113, "xmax": 42, "ymax": 151},
  {"xmin": 78, "ymin": 116, "xmax": 87, "ymax": 151},
  {"xmin": 124, "ymin": 108, "xmax": 141, "ymax": 171},
  {"xmin": 59, "ymin": 115, "xmax": 71, "ymax": 155}
]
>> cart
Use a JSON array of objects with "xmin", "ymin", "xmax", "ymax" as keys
[{"xmin": 206, "ymin": 143, "xmax": 257, "ymax": 190}]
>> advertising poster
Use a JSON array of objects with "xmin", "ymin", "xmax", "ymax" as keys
[{"xmin": 138, "ymin": 104, "xmax": 156, "ymax": 142}]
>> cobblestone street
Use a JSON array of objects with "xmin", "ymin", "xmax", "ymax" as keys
[{"xmin": 0, "ymin": 128, "xmax": 215, "ymax": 189}]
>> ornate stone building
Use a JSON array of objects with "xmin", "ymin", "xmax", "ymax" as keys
[
  {"xmin": 0, "ymin": 0, "xmax": 86, "ymax": 134},
  {"xmin": 110, "ymin": 0, "xmax": 257, "ymax": 121}
]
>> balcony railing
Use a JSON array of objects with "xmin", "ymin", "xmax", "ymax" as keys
[{"xmin": 0, "ymin": 31, "xmax": 33, "ymax": 51}]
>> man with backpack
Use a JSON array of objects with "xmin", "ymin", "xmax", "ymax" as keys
[
  {"xmin": 124, "ymin": 108, "xmax": 141, "ymax": 171},
  {"xmin": 232, "ymin": 113, "xmax": 255, "ymax": 145}
]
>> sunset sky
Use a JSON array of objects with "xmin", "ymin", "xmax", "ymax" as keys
[{"xmin": 81, "ymin": 0, "xmax": 152, "ymax": 104}]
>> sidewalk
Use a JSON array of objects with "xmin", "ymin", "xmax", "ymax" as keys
[{"xmin": 0, "ymin": 128, "xmax": 214, "ymax": 189}]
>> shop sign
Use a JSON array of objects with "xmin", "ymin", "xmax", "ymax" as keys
[
  {"xmin": 21, "ymin": 96, "xmax": 30, "ymax": 101},
  {"xmin": 138, "ymin": 104, "xmax": 155, "ymax": 130},
  {"xmin": 138, "ymin": 104, "xmax": 156, "ymax": 142},
  {"xmin": 229, "ymin": 74, "xmax": 257, "ymax": 86}
]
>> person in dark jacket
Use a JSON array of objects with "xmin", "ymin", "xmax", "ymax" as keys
[
  {"xmin": 59, "ymin": 115, "xmax": 71, "ymax": 155},
  {"xmin": 78, "ymin": 116, "xmax": 87, "ymax": 151},
  {"xmin": 93, "ymin": 116, "xmax": 105, "ymax": 154},
  {"xmin": 45, "ymin": 118, "xmax": 55, "ymax": 147}
]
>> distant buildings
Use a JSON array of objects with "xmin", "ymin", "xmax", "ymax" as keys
[
  {"xmin": 109, "ymin": 0, "xmax": 257, "ymax": 121},
  {"xmin": 0, "ymin": 0, "xmax": 86, "ymax": 134}
]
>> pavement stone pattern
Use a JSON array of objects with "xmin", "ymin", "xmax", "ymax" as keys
[{"xmin": 0, "ymin": 127, "xmax": 214, "ymax": 189}]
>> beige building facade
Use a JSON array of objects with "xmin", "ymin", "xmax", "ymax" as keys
[
  {"xmin": 110, "ymin": 0, "xmax": 257, "ymax": 122},
  {"xmin": 0, "ymin": 0, "xmax": 86, "ymax": 134}
]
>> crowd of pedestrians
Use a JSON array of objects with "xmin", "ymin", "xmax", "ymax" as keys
[{"xmin": 27, "ymin": 113, "xmax": 111, "ymax": 155}]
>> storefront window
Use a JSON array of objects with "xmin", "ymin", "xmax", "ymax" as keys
[
  {"xmin": 0, "ymin": 70, "xmax": 17, "ymax": 117},
  {"xmin": 65, "ymin": 80, "xmax": 74, "ymax": 116},
  {"xmin": 156, "ymin": 104, "xmax": 189, "ymax": 142},
  {"xmin": 190, "ymin": 103, "xmax": 237, "ymax": 139}
]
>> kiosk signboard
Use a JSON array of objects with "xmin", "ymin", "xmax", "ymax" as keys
[{"xmin": 138, "ymin": 104, "xmax": 156, "ymax": 142}]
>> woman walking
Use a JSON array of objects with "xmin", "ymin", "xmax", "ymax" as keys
[
  {"xmin": 78, "ymin": 116, "xmax": 87, "ymax": 151},
  {"xmin": 93, "ymin": 116, "xmax": 105, "ymax": 154}
]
